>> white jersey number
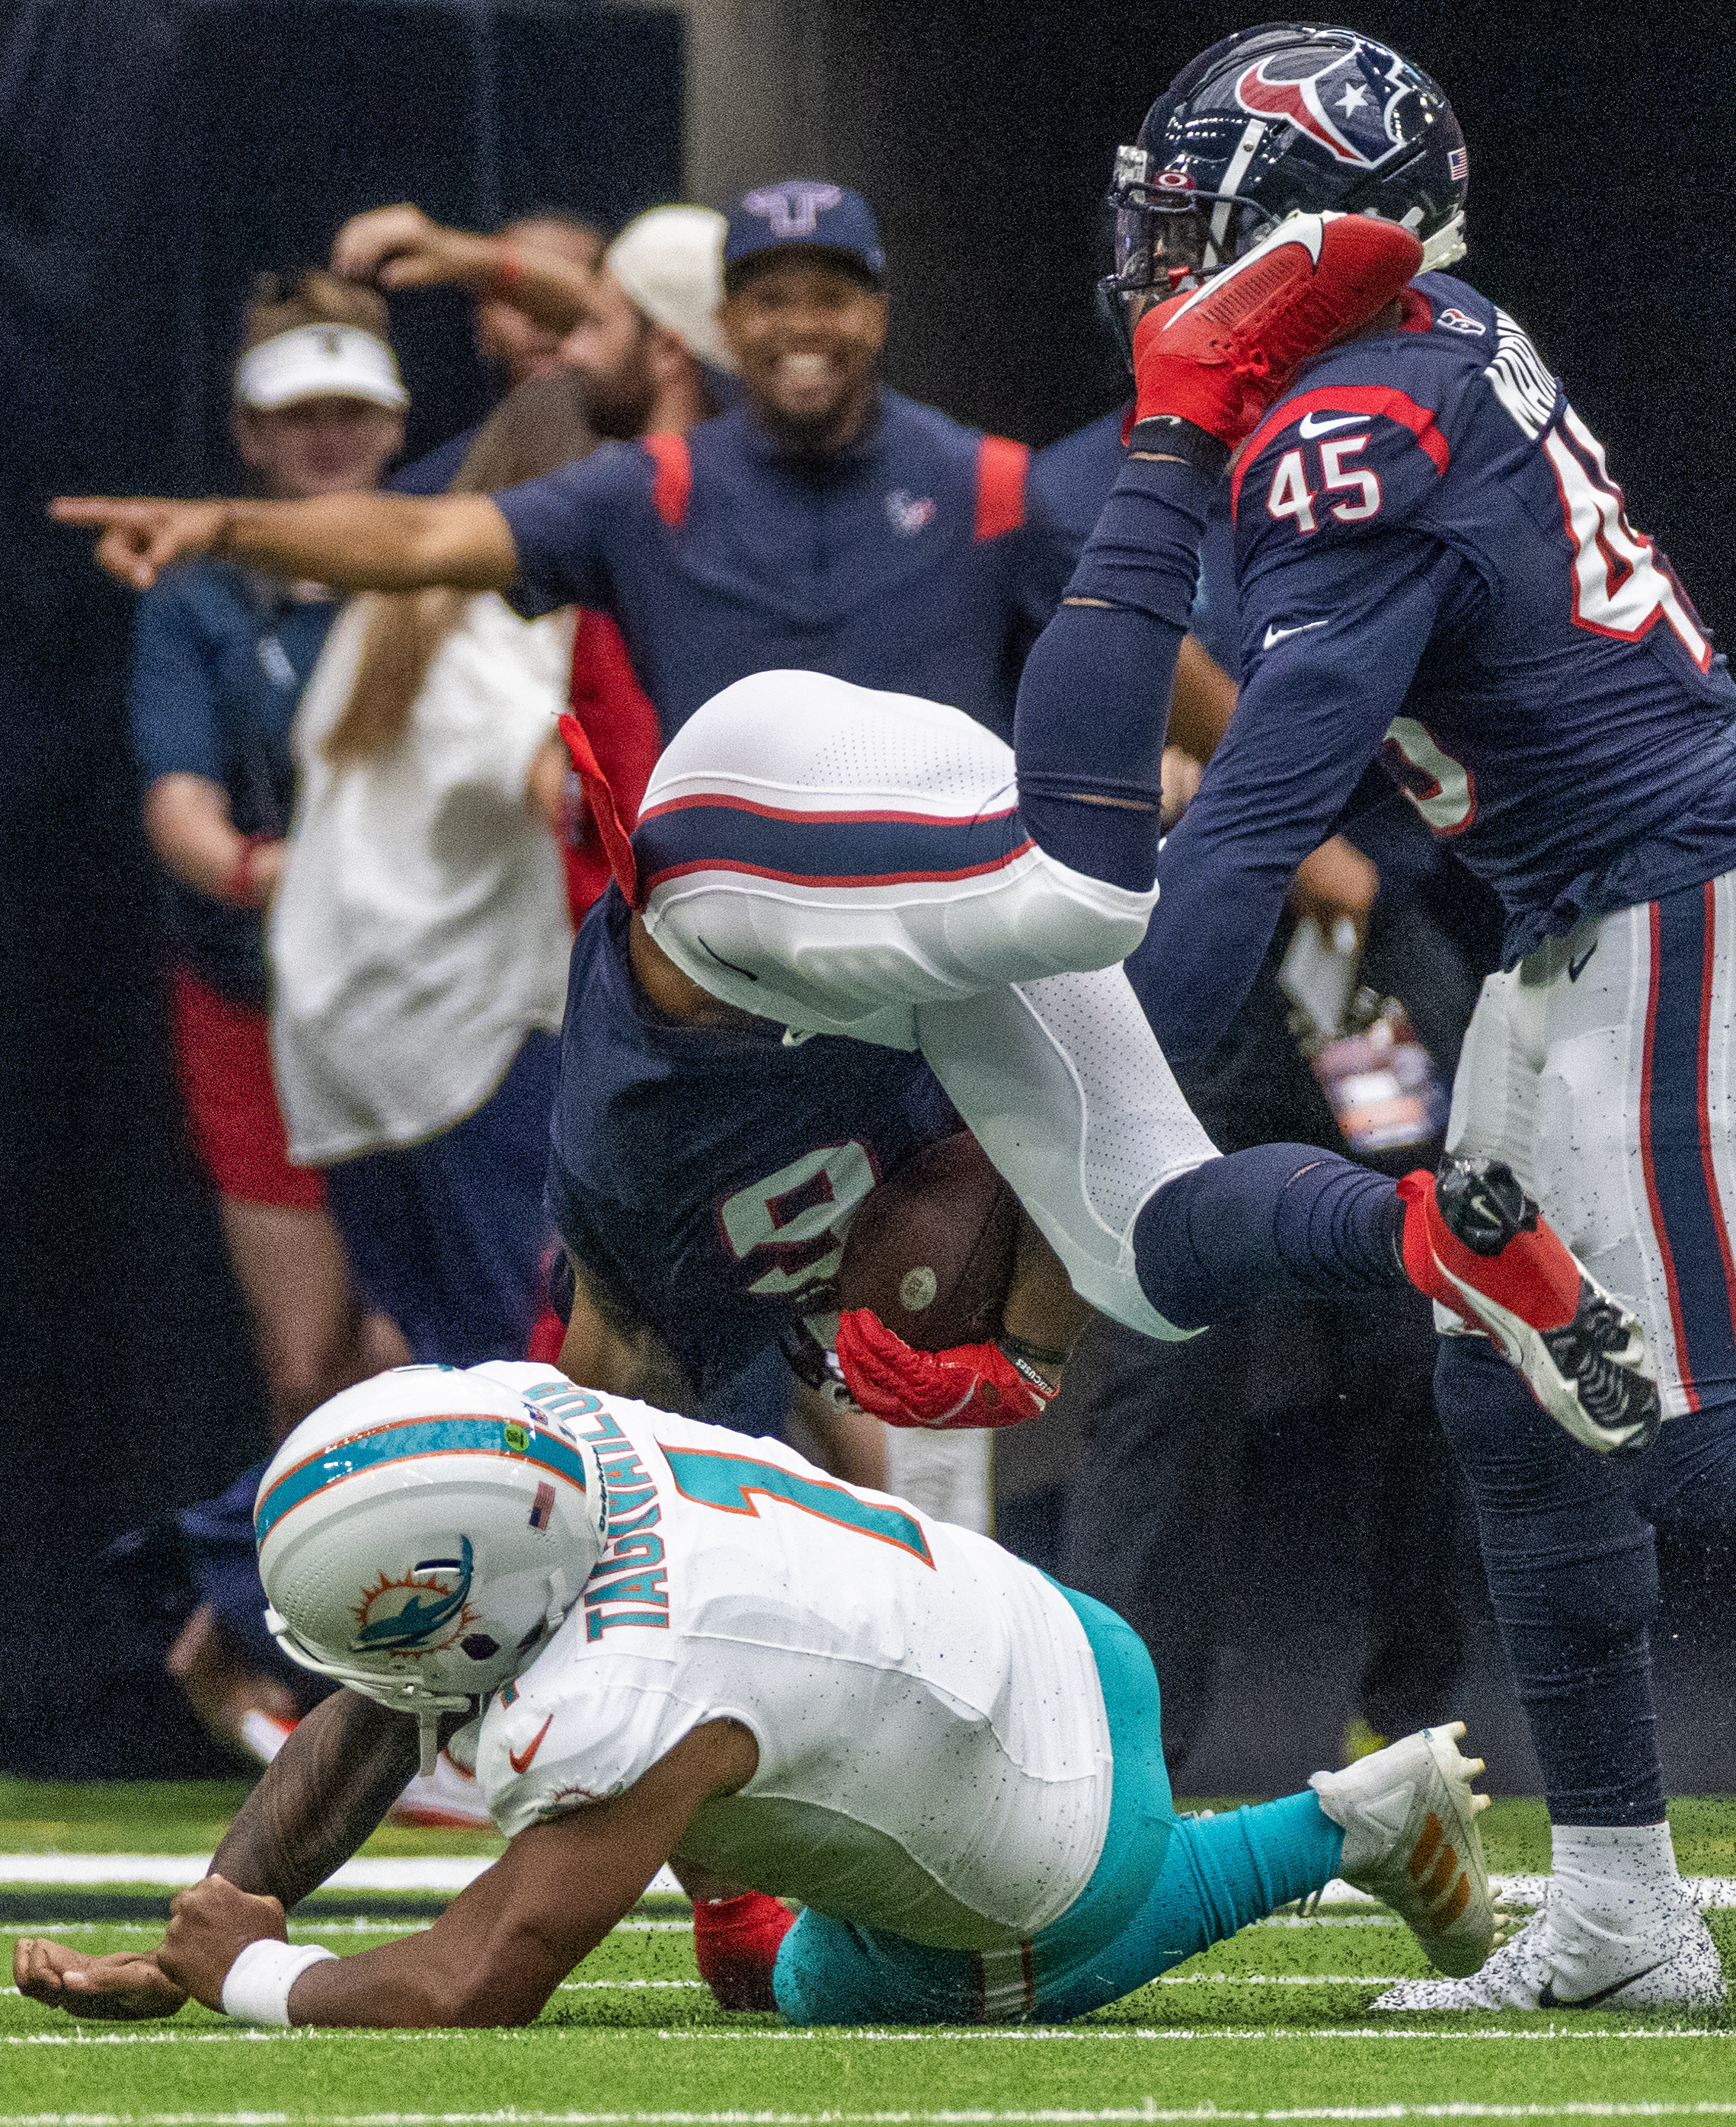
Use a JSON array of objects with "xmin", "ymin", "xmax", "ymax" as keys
[
  {"xmin": 1264, "ymin": 435, "xmax": 1381, "ymax": 536},
  {"xmin": 718, "ymin": 1141, "xmax": 877, "ymax": 1297},
  {"xmin": 1382, "ymin": 715, "xmax": 1476, "ymax": 836},
  {"xmin": 1545, "ymin": 407, "xmax": 1710, "ymax": 670}
]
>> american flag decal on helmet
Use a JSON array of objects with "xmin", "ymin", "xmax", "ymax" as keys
[
  {"xmin": 529, "ymin": 1481, "xmax": 556, "ymax": 1531},
  {"xmin": 1448, "ymin": 147, "xmax": 1469, "ymax": 181}
]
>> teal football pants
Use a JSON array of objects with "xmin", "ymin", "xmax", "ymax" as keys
[{"xmin": 772, "ymin": 1584, "xmax": 1346, "ymax": 2024}]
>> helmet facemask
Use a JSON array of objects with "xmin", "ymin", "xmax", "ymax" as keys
[{"xmin": 1103, "ymin": 26, "xmax": 1470, "ymax": 369}]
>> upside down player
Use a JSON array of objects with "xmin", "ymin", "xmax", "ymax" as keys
[
  {"xmin": 16, "ymin": 1362, "xmax": 1498, "ymax": 2028},
  {"xmin": 1029, "ymin": 24, "xmax": 1736, "ymax": 2008}
]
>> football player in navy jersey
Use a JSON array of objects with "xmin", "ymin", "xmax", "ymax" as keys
[{"xmin": 1020, "ymin": 22, "xmax": 1734, "ymax": 2010}]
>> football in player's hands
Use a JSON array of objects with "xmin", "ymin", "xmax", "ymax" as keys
[
  {"xmin": 839, "ymin": 1132, "xmax": 1020, "ymax": 1351},
  {"xmin": 836, "ymin": 1310, "xmax": 1055, "ymax": 1431}
]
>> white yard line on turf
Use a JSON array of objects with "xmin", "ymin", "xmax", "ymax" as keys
[
  {"xmin": 6, "ymin": 2108, "xmax": 1736, "ymax": 2125},
  {"xmin": 3, "ymin": 1863, "xmax": 1732, "ymax": 1906},
  {"xmin": 0, "ymin": 1859, "xmax": 686, "ymax": 1895},
  {"xmin": 44, "ymin": 1972, "xmax": 1642, "ymax": 1997},
  {"xmin": 8, "ymin": 2026, "xmax": 1736, "ymax": 2047},
  {"xmin": 0, "ymin": 1921, "xmax": 695, "ymax": 1938}
]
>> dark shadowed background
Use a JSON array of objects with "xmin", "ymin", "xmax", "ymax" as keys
[{"xmin": 3, "ymin": 0, "xmax": 1731, "ymax": 1779}]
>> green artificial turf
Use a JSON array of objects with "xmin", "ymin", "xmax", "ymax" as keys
[
  {"xmin": 5, "ymin": 1786, "xmax": 1736, "ymax": 2122},
  {"xmin": 0, "ymin": 1777, "xmax": 505, "ymax": 1861}
]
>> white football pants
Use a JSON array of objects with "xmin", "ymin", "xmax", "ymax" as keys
[{"xmin": 1444, "ymin": 870, "xmax": 1736, "ymax": 1419}]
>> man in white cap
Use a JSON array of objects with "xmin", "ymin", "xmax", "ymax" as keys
[{"xmin": 331, "ymin": 200, "xmax": 731, "ymax": 449}]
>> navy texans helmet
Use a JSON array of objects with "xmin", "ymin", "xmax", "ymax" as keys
[{"xmin": 1105, "ymin": 24, "xmax": 1467, "ymax": 347}]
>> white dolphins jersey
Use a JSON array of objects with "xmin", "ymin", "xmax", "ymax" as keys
[{"xmin": 471, "ymin": 1363, "xmax": 1113, "ymax": 1951}]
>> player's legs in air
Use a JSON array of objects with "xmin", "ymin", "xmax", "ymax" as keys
[
  {"xmin": 1370, "ymin": 893, "xmax": 1736, "ymax": 2010},
  {"xmin": 695, "ymin": 1585, "xmax": 1495, "ymax": 2025},
  {"xmin": 608, "ymin": 212, "xmax": 1656, "ymax": 1454},
  {"xmin": 630, "ymin": 670, "xmax": 1654, "ymax": 1454}
]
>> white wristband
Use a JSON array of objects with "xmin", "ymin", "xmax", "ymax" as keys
[{"xmin": 220, "ymin": 1939, "xmax": 337, "ymax": 2025}]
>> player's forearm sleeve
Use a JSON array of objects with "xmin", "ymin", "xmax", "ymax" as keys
[{"xmin": 1014, "ymin": 456, "xmax": 1214, "ymax": 890}]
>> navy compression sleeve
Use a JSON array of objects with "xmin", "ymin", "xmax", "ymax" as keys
[{"xmin": 1014, "ymin": 454, "xmax": 1215, "ymax": 890}]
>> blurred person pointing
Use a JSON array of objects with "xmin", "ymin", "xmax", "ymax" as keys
[{"xmin": 62, "ymin": 181, "xmax": 1066, "ymax": 748}]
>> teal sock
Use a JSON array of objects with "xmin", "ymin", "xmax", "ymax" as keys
[
  {"xmin": 1034, "ymin": 1791, "xmax": 1348, "ymax": 2019},
  {"xmin": 1153, "ymin": 1793, "xmax": 1345, "ymax": 1959},
  {"xmin": 1178, "ymin": 1793, "xmax": 1346, "ymax": 1938}
]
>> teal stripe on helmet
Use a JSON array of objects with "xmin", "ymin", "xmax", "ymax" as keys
[{"xmin": 254, "ymin": 1417, "xmax": 591, "ymax": 1545}]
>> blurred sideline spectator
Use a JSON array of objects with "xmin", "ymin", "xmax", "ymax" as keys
[
  {"xmin": 475, "ymin": 213, "xmax": 606, "ymax": 386},
  {"xmin": 132, "ymin": 379, "xmax": 591, "ymax": 1815},
  {"xmin": 273, "ymin": 373, "xmax": 590, "ymax": 1368},
  {"xmin": 319, "ymin": 182, "xmax": 1062, "ymax": 744},
  {"xmin": 378, "ymin": 208, "xmax": 606, "ymax": 497},
  {"xmin": 128, "ymin": 271, "xmax": 412, "ymax": 1460},
  {"xmin": 337, "ymin": 202, "xmax": 718, "ymax": 938}
]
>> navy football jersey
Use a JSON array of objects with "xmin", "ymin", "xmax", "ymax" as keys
[
  {"xmin": 547, "ymin": 891, "xmax": 961, "ymax": 1399},
  {"xmin": 495, "ymin": 392, "xmax": 1066, "ymax": 744},
  {"xmin": 1145, "ymin": 273, "xmax": 1736, "ymax": 1065}
]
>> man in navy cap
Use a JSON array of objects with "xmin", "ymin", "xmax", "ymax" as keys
[{"xmin": 244, "ymin": 177, "xmax": 1069, "ymax": 747}]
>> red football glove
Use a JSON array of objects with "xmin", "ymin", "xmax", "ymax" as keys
[{"xmin": 836, "ymin": 1310, "xmax": 1057, "ymax": 1431}]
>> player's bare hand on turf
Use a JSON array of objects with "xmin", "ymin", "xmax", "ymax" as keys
[
  {"xmin": 12, "ymin": 1935, "xmax": 187, "ymax": 2020},
  {"xmin": 50, "ymin": 497, "xmax": 233, "ymax": 591},
  {"xmin": 331, "ymin": 203, "xmax": 491, "ymax": 293},
  {"xmin": 157, "ymin": 1873, "xmax": 288, "ymax": 2012}
]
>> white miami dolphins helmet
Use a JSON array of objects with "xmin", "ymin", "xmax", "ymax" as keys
[{"xmin": 254, "ymin": 1364, "xmax": 607, "ymax": 1774}]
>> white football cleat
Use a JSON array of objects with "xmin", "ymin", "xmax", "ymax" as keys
[
  {"xmin": 1309, "ymin": 1721, "xmax": 1494, "ymax": 1978},
  {"xmin": 388, "ymin": 1748, "xmax": 496, "ymax": 1832},
  {"xmin": 1372, "ymin": 1876, "xmax": 1726, "ymax": 2010}
]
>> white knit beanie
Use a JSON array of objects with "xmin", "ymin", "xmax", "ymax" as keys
[{"xmin": 605, "ymin": 206, "xmax": 735, "ymax": 375}]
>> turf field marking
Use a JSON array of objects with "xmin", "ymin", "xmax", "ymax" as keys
[
  {"xmin": 0, "ymin": 1920, "xmax": 694, "ymax": 1937},
  {"xmin": 2, "ymin": 1981, "xmax": 708, "ymax": 1997},
  {"xmin": 13, "ymin": 2026, "xmax": 1736, "ymax": 2048},
  {"xmin": 6, "ymin": 1862, "xmax": 1736, "ymax": 1908},
  {"xmin": 6, "ymin": 2107, "xmax": 1736, "ymax": 2125},
  {"xmin": 652, "ymin": 2026, "xmax": 1736, "ymax": 2044},
  {"xmin": 0, "ymin": 1860, "xmax": 687, "ymax": 1895},
  {"xmin": 5, "ymin": 1977, "xmax": 1421, "ymax": 1999}
]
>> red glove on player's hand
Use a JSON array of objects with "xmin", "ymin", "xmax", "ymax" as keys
[{"xmin": 836, "ymin": 1310, "xmax": 1057, "ymax": 1431}]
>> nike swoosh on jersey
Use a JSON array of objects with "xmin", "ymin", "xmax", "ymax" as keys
[
  {"xmin": 508, "ymin": 1714, "xmax": 555, "ymax": 1776},
  {"xmin": 1568, "ymin": 940, "xmax": 1599, "ymax": 981},
  {"xmin": 1297, "ymin": 410, "xmax": 1369, "ymax": 438},
  {"xmin": 1537, "ymin": 1959, "xmax": 1665, "ymax": 2010},
  {"xmin": 1263, "ymin": 619, "xmax": 1332, "ymax": 649}
]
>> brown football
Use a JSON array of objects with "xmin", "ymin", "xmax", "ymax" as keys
[{"xmin": 839, "ymin": 1132, "xmax": 1021, "ymax": 1352}]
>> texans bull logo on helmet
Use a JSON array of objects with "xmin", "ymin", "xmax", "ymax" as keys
[{"xmin": 1233, "ymin": 43, "xmax": 1420, "ymax": 171}]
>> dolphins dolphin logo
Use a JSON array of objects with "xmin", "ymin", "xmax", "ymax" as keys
[{"xmin": 352, "ymin": 1535, "xmax": 474, "ymax": 1652}]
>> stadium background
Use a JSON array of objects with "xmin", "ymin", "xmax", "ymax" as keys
[{"xmin": 2, "ymin": 0, "xmax": 1731, "ymax": 1781}]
